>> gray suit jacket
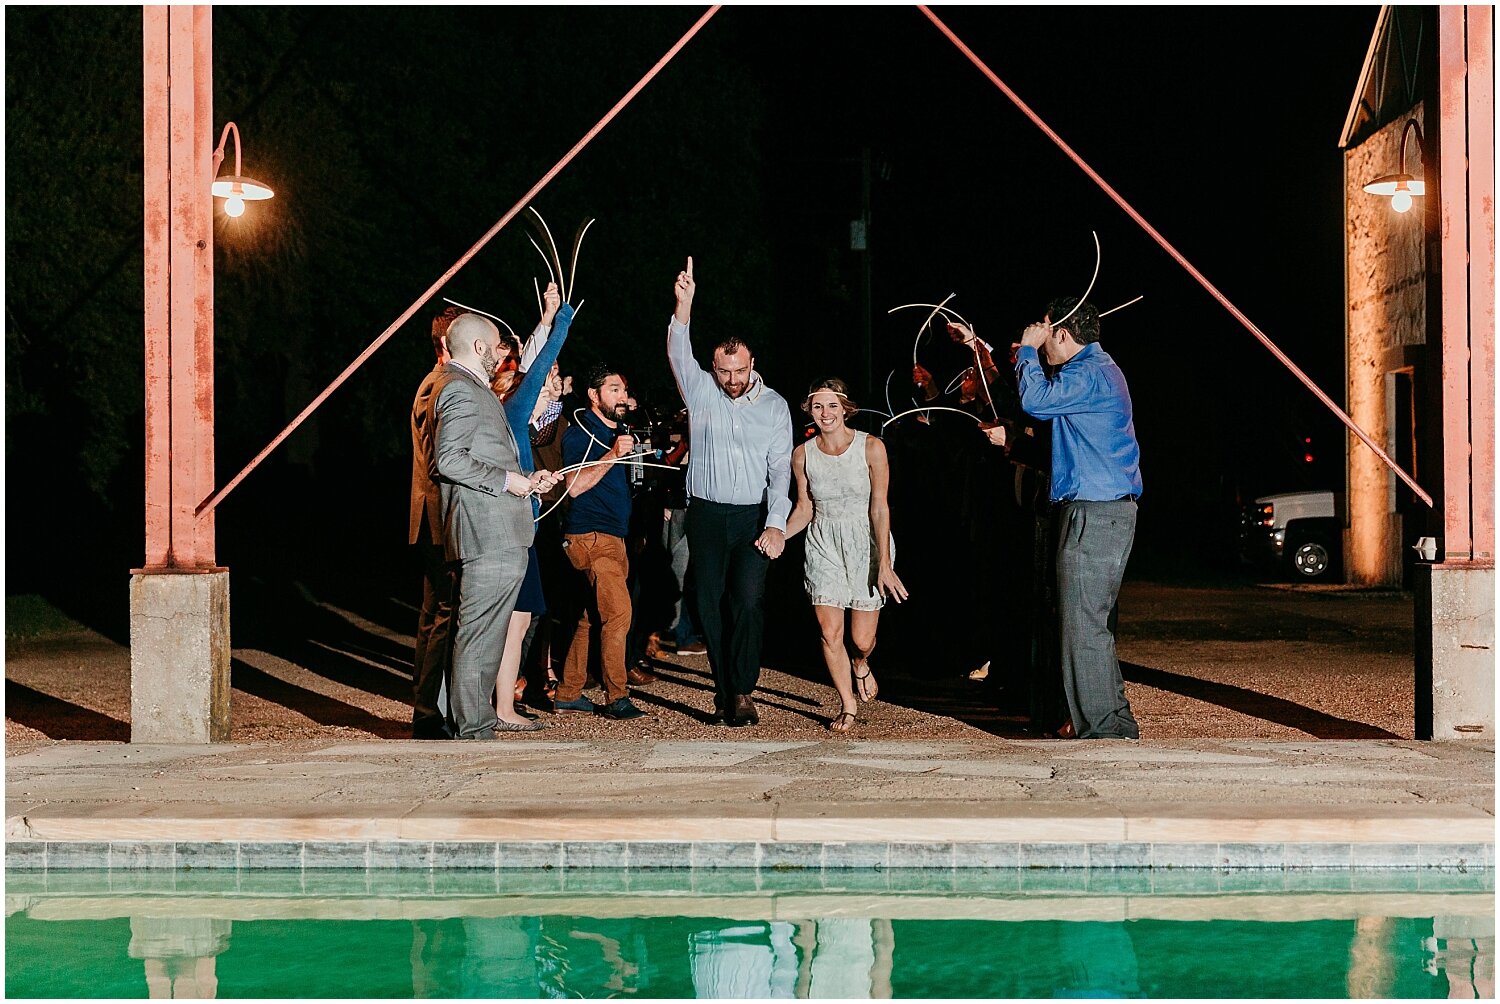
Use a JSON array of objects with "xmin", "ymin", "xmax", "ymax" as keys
[{"xmin": 427, "ymin": 362, "xmax": 534, "ymax": 560}]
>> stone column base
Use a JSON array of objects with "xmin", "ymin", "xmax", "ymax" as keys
[
  {"xmin": 1415, "ymin": 562, "xmax": 1495, "ymax": 740},
  {"xmin": 129, "ymin": 569, "xmax": 230, "ymax": 743}
]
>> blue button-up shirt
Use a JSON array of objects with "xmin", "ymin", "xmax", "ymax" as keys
[
  {"xmin": 1016, "ymin": 342, "xmax": 1143, "ymax": 503},
  {"xmin": 667, "ymin": 317, "xmax": 794, "ymax": 531}
]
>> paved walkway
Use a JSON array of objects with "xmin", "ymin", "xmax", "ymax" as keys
[{"xmin": 7, "ymin": 736, "xmax": 1492, "ymax": 869}]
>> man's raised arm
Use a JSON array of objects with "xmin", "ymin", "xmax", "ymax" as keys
[{"xmin": 667, "ymin": 256, "xmax": 713, "ymax": 408}]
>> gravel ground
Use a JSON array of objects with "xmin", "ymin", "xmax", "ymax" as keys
[{"xmin": 5, "ymin": 582, "xmax": 1417, "ymax": 752}]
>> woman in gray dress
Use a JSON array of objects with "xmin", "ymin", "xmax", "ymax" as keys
[{"xmin": 783, "ymin": 379, "xmax": 908, "ymax": 731}]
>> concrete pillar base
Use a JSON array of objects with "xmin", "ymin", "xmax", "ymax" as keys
[
  {"xmin": 129, "ymin": 569, "xmax": 231, "ymax": 743},
  {"xmin": 1415, "ymin": 562, "xmax": 1495, "ymax": 741}
]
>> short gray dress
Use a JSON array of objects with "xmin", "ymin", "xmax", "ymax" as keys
[{"xmin": 803, "ymin": 430, "xmax": 888, "ymax": 611}]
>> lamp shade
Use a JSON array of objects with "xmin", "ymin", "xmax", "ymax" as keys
[
  {"xmin": 1362, "ymin": 173, "xmax": 1425, "ymax": 198},
  {"xmin": 210, "ymin": 175, "xmax": 274, "ymax": 201}
]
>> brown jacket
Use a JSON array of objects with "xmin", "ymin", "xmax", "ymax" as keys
[{"xmin": 409, "ymin": 363, "xmax": 444, "ymax": 546}]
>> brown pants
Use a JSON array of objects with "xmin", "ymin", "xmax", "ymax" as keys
[{"xmin": 558, "ymin": 532, "xmax": 632, "ymax": 703}]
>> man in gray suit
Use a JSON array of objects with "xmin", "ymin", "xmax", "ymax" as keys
[
  {"xmin": 409, "ymin": 307, "xmax": 460, "ymax": 739},
  {"xmin": 429, "ymin": 313, "xmax": 561, "ymax": 739}
]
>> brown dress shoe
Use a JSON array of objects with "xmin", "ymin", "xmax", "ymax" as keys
[
  {"xmin": 733, "ymin": 695, "xmax": 759, "ymax": 726},
  {"xmin": 627, "ymin": 665, "xmax": 660, "ymax": 686}
]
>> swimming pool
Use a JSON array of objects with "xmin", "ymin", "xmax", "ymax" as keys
[{"xmin": 6, "ymin": 867, "xmax": 1492, "ymax": 998}]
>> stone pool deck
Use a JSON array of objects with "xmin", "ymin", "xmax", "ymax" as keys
[{"xmin": 5, "ymin": 737, "xmax": 1494, "ymax": 870}]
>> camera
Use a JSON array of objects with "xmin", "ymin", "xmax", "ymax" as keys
[{"xmin": 618, "ymin": 421, "xmax": 663, "ymax": 491}]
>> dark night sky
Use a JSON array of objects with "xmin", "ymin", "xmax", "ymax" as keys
[
  {"xmin": 737, "ymin": 6, "xmax": 1375, "ymax": 487},
  {"xmin": 6, "ymin": 5, "xmax": 1381, "ymax": 596}
]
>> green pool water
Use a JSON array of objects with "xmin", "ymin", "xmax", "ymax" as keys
[{"xmin": 6, "ymin": 870, "xmax": 1493, "ymax": 998}]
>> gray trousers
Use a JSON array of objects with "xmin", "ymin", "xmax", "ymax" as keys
[
  {"xmin": 447, "ymin": 547, "xmax": 529, "ymax": 740},
  {"xmin": 1056, "ymin": 499, "xmax": 1139, "ymax": 739}
]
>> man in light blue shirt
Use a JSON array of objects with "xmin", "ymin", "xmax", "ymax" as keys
[
  {"xmin": 667, "ymin": 257, "xmax": 793, "ymax": 727},
  {"xmin": 1016, "ymin": 297, "xmax": 1142, "ymax": 740}
]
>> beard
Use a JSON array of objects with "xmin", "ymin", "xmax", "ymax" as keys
[{"xmin": 477, "ymin": 343, "xmax": 501, "ymax": 382}]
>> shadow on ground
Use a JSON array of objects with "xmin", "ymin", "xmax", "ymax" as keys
[{"xmin": 4, "ymin": 679, "xmax": 130, "ymax": 742}]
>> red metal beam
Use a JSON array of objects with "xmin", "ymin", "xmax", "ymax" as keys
[
  {"xmin": 918, "ymin": 4, "xmax": 1434, "ymax": 509},
  {"xmin": 196, "ymin": 5, "xmax": 722, "ymax": 517}
]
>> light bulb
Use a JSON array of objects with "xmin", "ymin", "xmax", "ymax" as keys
[
  {"xmin": 224, "ymin": 196, "xmax": 246, "ymax": 218},
  {"xmin": 1391, "ymin": 191, "xmax": 1413, "ymax": 213}
]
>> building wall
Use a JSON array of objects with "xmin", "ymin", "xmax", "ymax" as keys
[{"xmin": 1344, "ymin": 104, "xmax": 1426, "ymax": 586}]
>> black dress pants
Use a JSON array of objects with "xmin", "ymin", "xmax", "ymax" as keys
[
  {"xmin": 685, "ymin": 497, "xmax": 770, "ymax": 711},
  {"xmin": 412, "ymin": 542, "xmax": 454, "ymax": 738}
]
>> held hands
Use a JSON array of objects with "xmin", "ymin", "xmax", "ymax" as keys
[
  {"xmin": 673, "ymin": 256, "xmax": 695, "ymax": 323},
  {"xmin": 540, "ymin": 281, "xmax": 561, "ymax": 326},
  {"xmin": 509, "ymin": 469, "xmax": 561, "ymax": 496},
  {"xmin": 754, "ymin": 527, "xmax": 786, "ymax": 559},
  {"xmin": 529, "ymin": 470, "xmax": 563, "ymax": 495},
  {"xmin": 877, "ymin": 564, "xmax": 909, "ymax": 603}
]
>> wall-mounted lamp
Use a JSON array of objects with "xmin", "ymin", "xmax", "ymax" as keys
[
  {"xmin": 210, "ymin": 122, "xmax": 273, "ymax": 218},
  {"xmin": 1362, "ymin": 119, "xmax": 1426, "ymax": 213}
]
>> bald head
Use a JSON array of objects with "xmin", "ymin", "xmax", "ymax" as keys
[{"xmin": 447, "ymin": 313, "xmax": 503, "ymax": 381}]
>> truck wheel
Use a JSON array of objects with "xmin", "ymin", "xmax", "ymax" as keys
[{"xmin": 1290, "ymin": 541, "xmax": 1330, "ymax": 579}]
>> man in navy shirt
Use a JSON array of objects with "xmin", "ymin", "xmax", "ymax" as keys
[
  {"xmin": 554, "ymin": 363, "xmax": 649, "ymax": 721},
  {"xmin": 1016, "ymin": 298, "xmax": 1142, "ymax": 740}
]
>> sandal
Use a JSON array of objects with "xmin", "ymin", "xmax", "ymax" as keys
[
  {"xmin": 827, "ymin": 710, "xmax": 857, "ymax": 733},
  {"xmin": 543, "ymin": 674, "xmax": 559, "ymax": 702},
  {"xmin": 513, "ymin": 677, "xmax": 528, "ymax": 703},
  {"xmin": 853, "ymin": 665, "xmax": 878, "ymax": 703}
]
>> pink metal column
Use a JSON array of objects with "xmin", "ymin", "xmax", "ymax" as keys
[
  {"xmin": 134, "ymin": 5, "xmax": 229, "ymax": 743},
  {"xmin": 1437, "ymin": 6, "xmax": 1495, "ymax": 564},
  {"xmin": 143, "ymin": 4, "xmax": 215, "ymax": 570},
  {"xmin": 1463, "ymin": 5, "xmax": 1495, "ymax": 563},
  {"xmin": 1420, "ymin": 6, "xmax": 1494, "ymax": 741}
]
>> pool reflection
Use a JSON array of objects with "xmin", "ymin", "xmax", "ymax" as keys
[{"xmin": 4, "ymin": 871, "xmax": 1493, "ymax": 999}]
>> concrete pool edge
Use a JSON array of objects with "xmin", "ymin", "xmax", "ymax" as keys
[
  {"xmin": 5, "ymin": 836, "xmax": 1493, "ymax": 872},
  {"xmin": 9, "ymin": 738, "xmax": 1491, "ymax": 871}
]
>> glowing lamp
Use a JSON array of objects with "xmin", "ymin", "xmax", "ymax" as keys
[
  {"xmin": 210, "ymin": 122, "xmax": 273, "ymax": 217},
  {"xmin": 1362, "ymin": 119, "xmax": 1425, "ymax": 214}
]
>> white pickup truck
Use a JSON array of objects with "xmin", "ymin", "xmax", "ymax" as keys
[{"xmin": 1239, "ymin": 490, "xmax": 1341, "ymax": 580}]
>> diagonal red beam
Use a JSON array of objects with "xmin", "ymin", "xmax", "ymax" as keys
[
  {"xmin": 198, "ymin": 5, "xmax": 722, "ymax": 516},
  {"xmin": 917, "ymin": 4, "xmax": 1433, "ymax": 508}
]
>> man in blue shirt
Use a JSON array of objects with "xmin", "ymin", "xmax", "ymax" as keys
[
  {"xmin": 554, "ymin": 363, "xmax": 649, "ymax": 721},
  {"xmin": 1016, "ymin": 298, "xmax": 1142, "ymax": 740},
  {"xmin": 667, "ymin": 258, "xmax": 795, "ymax": 728}
]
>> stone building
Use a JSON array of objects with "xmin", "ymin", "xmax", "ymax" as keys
[{"xmin": 1339, "ymin": 6, "xmax": 1493, "ymax": 737}]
